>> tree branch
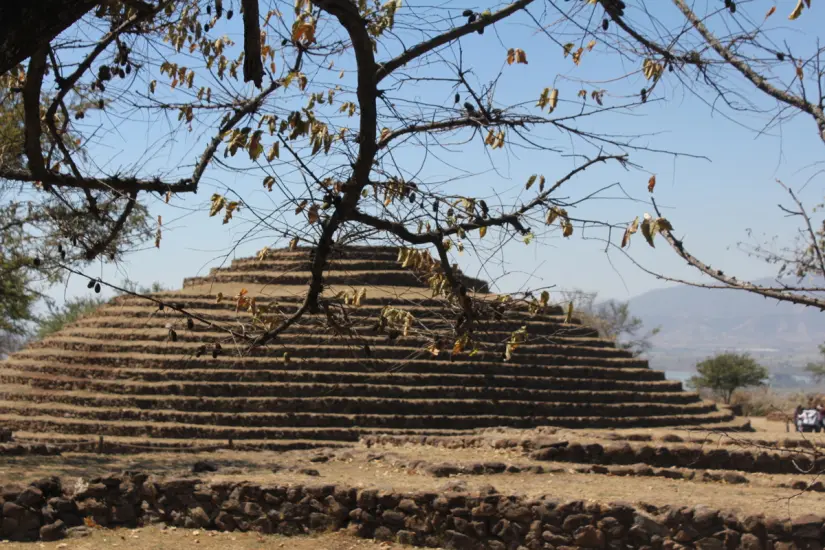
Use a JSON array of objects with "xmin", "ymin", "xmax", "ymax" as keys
[
  {"xmin": 671, "ymin": 0, "xmax": 825, "ymax": 143},
  {"xmin": 375, "ymin": 0, "xmax": 536, "ymax": 83}
]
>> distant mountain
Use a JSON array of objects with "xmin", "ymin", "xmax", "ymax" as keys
[{"xmin": 625, "ymin": 278, "xmax": 825, "ymax": 374}]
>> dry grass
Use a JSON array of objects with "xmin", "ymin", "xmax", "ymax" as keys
[{"xmin": 0, "ymin": 525, "xmax": 416, "ymax": 549}]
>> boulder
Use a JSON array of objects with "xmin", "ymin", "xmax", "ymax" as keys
[{"xmin": 40, "ymin": 520, "xmax": 67, "ymax": 542}]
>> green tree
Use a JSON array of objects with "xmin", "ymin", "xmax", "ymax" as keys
[
  {"xmin": 689, "ymin": 353, "xmax": 769, "ymax": 404},
  {"xmin": 804, "ymin": 344, "xmax": 825, "ymax": 382},
  {"xmin": 36, "ymin": 296, "xmax": 107, "ymax": 339}
]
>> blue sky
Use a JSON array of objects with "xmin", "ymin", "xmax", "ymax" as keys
[{"xmin": 46, "ymin": 0, "xmax": 825, "ymax": 306}]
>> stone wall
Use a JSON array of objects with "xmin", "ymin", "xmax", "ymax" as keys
[{"xmin": 2, "ymin": 473, "xmax": 824, "ymax": 549}]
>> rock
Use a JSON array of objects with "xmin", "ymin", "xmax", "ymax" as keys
[
  {"xmin": 444, "ymin": 529, "xmax": 476, "ymax": 549},
  {"xmin": 1, "ymin": 517, "xmax": 18, "ymax": 537},
  {"xmin": 563, "ymin": 513, "xmax": 593, "ymax": 533},
  {"xmin": 574, "ymin": 525, "xmax": 606, "ymax": 548},
  {"xmin": 398, "ymin": 499, "xmax": 419, "ymax": 514},
  {"xmin": 16, "ymin": 486, "xmax": 45, "ymax": 508},
  {"xmin": 298, "ymin": 468, "xmax": 320, "ymax": 477},
  {"xmin": 32, "ymin": 476, "xmax": 62, "ymax": 498},
  {"xmin": 502, "ymin": 505, "xmax": 533, "ymax": 524},
  {"xmin": 382, "ymin": 510, "xmax": 406, "ymax": 528},
  {"xmin": 427, "ymin": 464, "xmax": 461, "ymax": 478},
  {"xmin": 192, "ymin": 460, "xmax": 218, "ymax": 473},
  {"xmin": 190, "ymin": 507, "xmax": 211, "ymax": 528},
  {"xmin": 40, "ymin": 520, "xmax": 67, "ymax": 542},
  {"xmin": 739, "ymin": 533, "xmax": 762, "ymax": 550},
  {"xmin": 3, "ymin": 501, "xmax": 25, "ymax": 518},
  {"xmin": 792, "ymin": 515, "xmax": 823, "ymax": 540},
  {"xmin": 633, "ymin": 514, "xmax": 671, "ymax": 538},
  {"xmin": 112, "ymin": 503, "xmax": 137, "ymax": 524},
  {"xmin": 373, "ymin": 526, "xmax": 394, "ymax": 541},
  {"xmin": 397, "ymin": 530, "xmax": 417, "ymax": 545}
]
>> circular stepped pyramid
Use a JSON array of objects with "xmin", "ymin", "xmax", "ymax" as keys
[{"xmin": 0, "ymin": 246, "xmax": 731, "ymax": 451}]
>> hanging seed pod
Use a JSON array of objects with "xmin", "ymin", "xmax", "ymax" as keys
[
  {"xmin": 187, "ymin": 317, "xmax": 194, "ymax": 330},
  {"xmin": 158, "ymin": 303, "xmax": 165, "ymax": 311},
  {"xmin": 169, "ymin": 329, "xmax": 178, "ymax": 342},
  {"xmin": 33, "ymin": 257, "xmax": 41, "ymax": 267},
  {"xmin": 602, "ymin": 18, "xmax": 608, "ymax": 31},
  {"xmin": 94, "ymin": 282, "xmax": 101, "ymax": 293},
  {"xmin": 462, "ymin": 9, "xmax": 473, "ymax": 16},
  {"xmin": 226, "ymin": 9, "xmax": 233, "ymax": 19},
  {"xmin": 454, "ymin": 93, "xmax": 460, "ymax": 104},
  {"xmin": 87, "ymin": 279, "xmax": 96, "ymax": 289}
]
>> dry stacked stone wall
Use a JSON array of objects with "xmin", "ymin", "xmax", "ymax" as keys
[{"xmin": 2, "ymin": 472, "xmax": 824, "ymax": 549}]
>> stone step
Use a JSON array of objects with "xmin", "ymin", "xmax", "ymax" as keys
[
  {"xmin": 6, "ymin": 350, "xmax": 657, "ymax": 377},
  {"xmin": 0, "ymin": 400, "xmax": 719, "ymax": 430},
  {"xmin": 31, "ymin": 337, "xmax": 637, "ymax": 362},
  {"xmin": 0, "ymin": 370, "xmax": 683, "ymax": 399},
  {"xmin": 0, "ymin": 386, "xmax": 702, "ymax": 414},
  {"xmin": 0, "ymin": 409, "xmax": 733, "ymax": 440}
]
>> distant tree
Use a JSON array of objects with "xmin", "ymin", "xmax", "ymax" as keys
[
  {"xmin": 562, "ymin": 290, "xmax": 660, "ymax": 357},
  {"xmin": 36, "ymin": 296, "xmax": 107, "ymax": 339},
  {"xmin": 689, "ymin": 352, "xmax": 769, "ymax": 404},
  {"xmin": 805, "ymin": 344, "xmax": 825, "ymax": 382}
]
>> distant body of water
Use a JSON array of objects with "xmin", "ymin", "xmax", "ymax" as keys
[
  {"xmin": 664, "ymin": 370, "xmax": 693, "ymax": 383},
  {"xmin": 663, "ymin": 369, "xmax": 816, "ymax": 389}
]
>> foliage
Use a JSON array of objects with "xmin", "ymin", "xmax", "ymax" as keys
[
  {"xmin": 36, "ymin": 296, "xmax": 107, "ymax": 340},
  {"xmin": 688, "ymin": 353, "xmax": 769, "ymax": 404},
  {"xmin": 805, "ymin": 344, "xmax": 825, "ymax": 382},
  {"xmin": 561, "ymin": 290, "xmax": 659, "ymax": 357}
]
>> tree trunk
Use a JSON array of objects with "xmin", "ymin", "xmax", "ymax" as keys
[{"xmin": 0, "ymin": 0, "xmax": 98, "ymax": 76}]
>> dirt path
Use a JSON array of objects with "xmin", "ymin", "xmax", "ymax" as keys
[{"xmin": 1, "ymin": 525, "xmax": 417, "ymax": 549}]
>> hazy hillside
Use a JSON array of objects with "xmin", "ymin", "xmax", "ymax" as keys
[{"xmin": 625, "ymin": 278, "xmax": 825, "ymax": 376}]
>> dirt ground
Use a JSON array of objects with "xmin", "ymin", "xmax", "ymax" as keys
[
  {"xmin": 1, "ymin": 525, "xmax": 417, "ymax": 549},
  {"xmin": 1, "ymin": 419, "xmax": 823, "ymax": 520}
]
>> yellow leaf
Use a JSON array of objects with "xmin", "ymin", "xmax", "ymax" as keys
[
  {"xmin": 515, "ymin": 49, "xmax": 528, "ymax": 64},
  {"xmin": 263, "ymin": 175, "xmax": 275, "ymax": 191},
  {"xmin": 216, "ymin": 292, "xmax": 224, "ymax": 303},
  {"xmin": 562, "ymin": 221, "xmax": 573, "ymax": 237},
  {"xmin": 209, "ymin": 194, "xmax": 225, "ymax": 217},
  {"xmin": 549, "ymin": 88, "xmax": 558, "ymax": 110},
  {"xmin": 380, "ymin": 127, "xmax": 391, "ymax": 141},
  {"xmin": 294, "ymin": 200, "xmax": 308, "ymax": 214},
  {"xmin": 587, "ymin": 39, "xmax": 597, "ymax": 51},
  {"xmin": 656, "ymin": 217, "xmax": 674, "ymax": 232},
  {"xmin": 307, "ymin": 204, "xmax": 320, "ymax": 224},
  {"xmin": 289, "ymin": 236, "xmax": 299, "ymax": 251},
  {"xmin": 621, "ymin": 216, "xmax": 639, "ymax": 248},
  {"xmin": 525, "ymin": 174, "xmax": 537, "ymax": 190},
  {"xmin": 266, "ymin": 142, "xmax": 280, "ymax": 161},
  {"xmin": 788, "ymin": 0, "xmax": 804, "ymax": 19},
  {"xmin": 283, "ymin": 352, "xmax": 291, "ymax": 364},
  {"xmin": 765, "ymin": 5, "xmax": 776, "ymax": 18},
  {"xmin": 563, "ymin": 43, "xmax": 574, "ymax": 57},
  {"xmin": 506, "ymin": 48, "xmax": 516, "ymax": 65},
  {"xmin": 565, "ymin": 302, "xmax": 574, "ymax": 323},
  {"xmin": 540, "ymin": 290, "xmax": 550, "ymax": 306},
  {"xmin": 640, "ymin": 213, "xmax": 656, "ymax": 247},
  {"xmin": 796, "ymin": 64, "xmax": 804, "ymax": 79},
  {"xmin": 257, "ymin": 247, "xmax": 270, "ymax": 261},
  {"xmin": 648, "ymin": 175, "xmax": 656, "ymax": 193},
  {"xmin": 479, "ymin": 226, "xmax": 487, "ymax": 238},
  {"xmin": 539, "ymin": 175, "xmax": 546, "ymax": 192}
]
